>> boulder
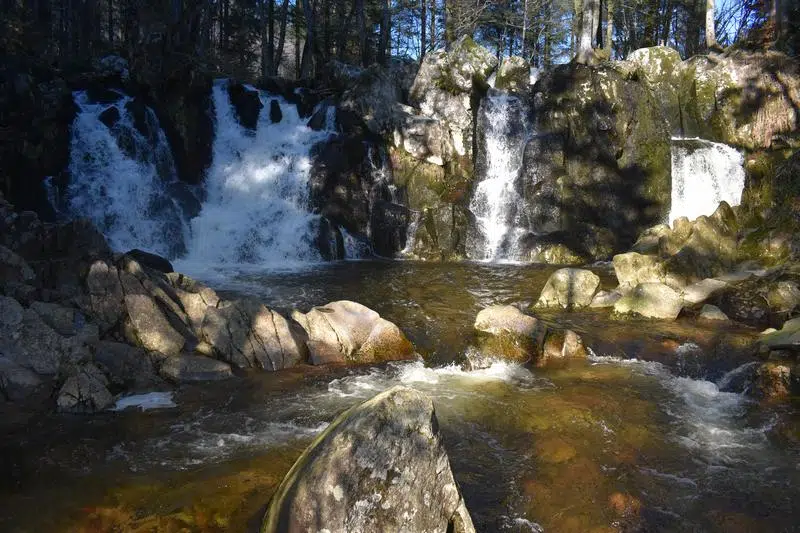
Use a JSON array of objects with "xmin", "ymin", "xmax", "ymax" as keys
[
  {"xmin": 56, "ymin": 363, "xmax": 113, "ymax": 413},
  {"xmin": 29, "ymin": 301, "xmax": 81, "ymax": 336},
  {"xmin": 269, "ymin": 99, "xmax": 282, "ymax": 123},
  {"xmin": 590, "ymin": 290, "xmax": 622, "ymax": 308},
  {"xmin": 540, "ymin": 330, "xmax": 588, "ymax": 365},
  {"xmin": 291, "ymin": 301, "xmax": 414, "ymax": 365},
  {"xmin": 495, "ymin": 56, "xmax": 530, "ymax": 92},
  {"xmin": 92, "ymin": 340, "xmax": 160, "ymax": 390},
  {"xmin": 699, "ymin": 304, "xmax": 730, "ymax": 322},
  {"xmin": 613, "ymin": 252, "xmax": 684, "ymax": 291},
  {"xmin": 123, "ymin": 293, "xmax": 186, "ymax": 356},
  {"xmin": 227, "ymin": 81, "xmax": 263, "ymax": 130},
  {"xmin": 614, "ymin": 283, "xmax": 684, "ymax": 320},
  {"xmin": 631, "ymin": 224, "xmax": 672, "ymax": 255},
  {"xmin": 201, "ymin": 298, "xmax": 307, "ymax": 370},
  {"xmin": 262, "ymin": 387, "xmax": 475, "ymax": 533},
  {"xmin": 681, "ymin": 278, "xmax": 729, "ymax": 305},
  {"xmin": 753, "ymin": 362, "xmax": 798, "ymax": 401},
  {"xmin": 536, "ymin": 268, "xmax": 600, "ymax": 309},
  {"xmin": 766, "ymin": 281, "xmax": 800, "ymax": 313},
  {"xmin": 392, "ymin": 105, "xmax": 452, "ymax": 166},
  {"xmin": 472, "ymin": 306, "xmax": 544, "ymax": 365},
  {"xmin": 159, "ymin": 354, "xmax": 234, "ymax": 382},
  {"xmin": 410, "ymin": 36, "xmax": 497, "ymax": 159},
  {"xmin": 84, "ymin": 260, "xmax": 126, "ymax": 332},
  {"xmin": 341, "ymin": 64, "xmax": 404, "ymax": 135},
  {"xmin": 0, "ymin": 244, "xmax": 35, "ymax": 285},
  {"xmin": 760, "ymin": 317, "xmax": 800, "ymax": 351},
  {"xmin": 124, "ymin": 249, "xmax": 174, "ymax": 273},
  {"xmin": 626, "ymin": 47, "xmax": 684, "ymax": 135},
  {"xmin": 0, "ymin": 356, "xmax": 43, "ymax": 401}
]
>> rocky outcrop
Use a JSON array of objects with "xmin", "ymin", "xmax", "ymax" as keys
[
  {"xmin": 292, "ymin": 301, "xmax": 415, "ymax": 365},
  {"xmin": 495, "ymin": 56, "xmax": 530, "ymax": 92},
  {"xmin": 262, "ymin": 387, "xmax": 476, "ymax": 533},
  {"xmin": 56, "ymin": 363, "xmax": 114, "ymax": 413},
  {"xmin": 536, "ymin": 268, "xmax": 601, "ymax": 309}
]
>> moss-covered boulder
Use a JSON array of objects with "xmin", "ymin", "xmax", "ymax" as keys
[
  {"xmin": 531, "ymin": 63, "xmax": 672, "ymax": 254},
  {"xmin": 495, "ymin": 56, "xmax": 531, "ymax": 92},
  {"xmin": 627, "ymin": 46, "xmax": 684, "ymax": 135}
]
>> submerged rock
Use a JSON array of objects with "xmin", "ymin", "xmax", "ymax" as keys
[
  {"xmin": 262, "ymin": 386, "xmax": 476, "ymax": 533},
  {"xmin": 613, "ymin": 283, "xmax": 683, "ymax": 320},
  {"xmin": 292, "ymin": 300, "xmax": 415, "ymax": 365},
  {"xmin": 536, "ymin": 268, "xmax": 600, "ymax": 309}
]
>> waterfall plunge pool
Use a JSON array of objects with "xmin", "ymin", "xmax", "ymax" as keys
[{"xmin": 1, "ymin": 261, "xmax": 798, "ymax": 533}]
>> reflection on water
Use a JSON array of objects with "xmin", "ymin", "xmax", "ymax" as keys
[{"xmin": 1, "ymin": 261, "xmax": 797, "ymax": 533}]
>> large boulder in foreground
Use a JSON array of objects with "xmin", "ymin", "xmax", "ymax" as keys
[
  {"xmin": 262, "ymin": 387, "xmax": 475, "ymax": 533},
  {"xmin": 536, "ymin": 268, "xmax": 600, "ymax": 309},
  {"xmin": 613, "ymin": 282, "xmax": 683, "ymax": 320},
  {"xmin": 292, "ymin": 301, "xmax": 415, "ymax": 365}
]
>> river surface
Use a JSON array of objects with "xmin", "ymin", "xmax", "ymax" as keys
[{"xmin": 1, "ymin": 261, "xmax": 798, "ymax": 533}]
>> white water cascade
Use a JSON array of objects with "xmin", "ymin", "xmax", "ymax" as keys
[
  {"xmin": 180, "ymin": 81, "xmax": 334, "ymax": 267},
  {"xmin": 469, "ymin": 91, "xmax": 531, "ymax": 261},
  {"xmin": 669, "ymin": 138, "xmax": 746, "ymax": 224},
  {"xmin": 63, "ymin": 90, "xmax": 191, "ymax": 258}
]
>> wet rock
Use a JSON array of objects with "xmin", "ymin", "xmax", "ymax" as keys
[
  {"xmin": 753, "ymin": 362, "xmax": 798, "ymax": 400},
  {"xmin": 614, "ymin": 283, "xmax": 683, "ymax": 320},
  {"xmin": 540, "ymin": 330, "xmax": 588, "ymax": 365},
  {"xmin": 475, "ymin": 305, "xmax": 539, "ymax": 337},
  {"xmin": 699, "ymin": 304, "xmax": 730, "ymax": 322},
  {"xmin": 0, "ymin": 356, "xmax": 43, "ymax": 401},
  {"xmin": 201, "ymin": 299, "xmax": 307, "ymax": 370},
  {"xmin": 56, "ymin": 363, "xmax": 113, "ymax": 413},
  {"xmin": 227, "ymin": 81, "xmax": 263, "ymax": 130},
  {"xmin": 159, "ymin": 354, "xmax": 233, "ymax": 382},
  {"xmin": 536, "ymin": 268, "xmax": 600, "ymax": 309},
  {"xmin": 369, "ymin": 201, "xmax": 412, "ymax": 258},
  {"xmin": 98, "ymin": 105, "xmax": 120, "ymax": 129},
  {"xmin": 472, "ymin": 306, "xmax": 544, "ymax": 366},
  {"xmin": 590, "ymin": 290, "xmax": 622, "ymax": 308},
  {"xmin": 760, "ymin": 317, "xmax": 800, "ymax": 352},
  {"xmin": 262, "ymin": 386, "xmax": 476, "ymax": 533},
  {"xmin": 269, "ymin": 99, "xmax": 282, "ymax": 123},
  {"xmin": 124, "ymin": 249, "xmax": 174, "ymax": 273},
  {"xmin": 292, "ymin": 301, "xmax": 414, "ymax": 365}
]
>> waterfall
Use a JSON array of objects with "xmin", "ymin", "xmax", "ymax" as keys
[
  {"xmin": 468, "ymin": 91, "xmax": 531, "ymax": 261},
  {"xmin": 669, "ymin": 138, "xmax": 746, "ymax": 225},
  {"xmin": 179, "ymin": 80, "xmax": 333, "ymax": 267},
  {"xmin": 63, "ymin": 90, "xmax": 191, "ymax": 258}
]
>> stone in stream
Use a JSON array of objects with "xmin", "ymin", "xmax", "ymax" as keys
[
  {"xmin": 159, "ymin": 354, "xmax": 233, "ymax": 382},
  {"xmin": 536, "ymin": 268, "xmax": 600, "ymax": 309},
  {"xmin": 291, "ymin": 300, "xmax": 415, "ymax": 365},
  {"xmin": 613, "ymin": 283, "xmax": 683, "ymax": 320},
  {"xmin": 590, "ymin": 290, "xmax": 622, "ymax": 308},
  {"xmin": 540, "ymin": 329, "xmax": 588, "ymax": 365},
  {"xmin": 262, "ymin": 386, "xmax": 476, "ymax": 533},
  {"xmin": 699, "ymin": 304, "xmax": 730, "ymax": 322},
  {"xmin": 471, "ymin": 305, "xmax": 545, "ymax": 366}
]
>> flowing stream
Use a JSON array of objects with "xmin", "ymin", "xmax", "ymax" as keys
[
  {"xmin": 1, "ymin": 262, "xmax": 797, "ymax": 533},
  {"xmin": 669, "ymin": 138, "xmax": 746, "ymax": 224}
]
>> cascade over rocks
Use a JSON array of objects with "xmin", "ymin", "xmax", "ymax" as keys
[{"xmin": 262, "ymin": 386, "xmax": 476, "ymax": 533}]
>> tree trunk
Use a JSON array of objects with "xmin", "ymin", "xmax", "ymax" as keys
[
  {"xmin": 295, "ymin": 0, "xmax": 301, "ymax": 77},
  {"xmin": 300, "ymin": 0, "xmax": 315, "ymax": 78},
  {"xmin": 336, "ymin": 0, "xmax": 348, "ymax": 59},
  {"xmin": 274, "ymin": 0, "xmax": 289, "ymax": 72},
  {"xmin": 430, "ymin": 0, "xmax": 436, "ymax": 51},
  {"xmin": 443, "ymin": 0, "xmax": 452, "ymax": 49},
  {"xmin": 356, "ymin": 0, "xmax": 366, "ymax": 65},
  {"xmin": 705, "ymin": 0, "xmax": 717, "ymax": 49},
  {"xmin": 575, "ymin": 0, "xmax": 597, "ymax": 63},
  {"xmin": 379, "ymin": 0, "xmax": 390, "ymax": 65},
  {"xmin": 421, "ymin": 0, "xmax": 427, "ymax": 58},
  {"xmin": 605, "ymin": 0, "xmax": 613, "ymax": 54},
  {"xmin": 521, "ymin": 0, "xmax": 528, "ymax": 56}
]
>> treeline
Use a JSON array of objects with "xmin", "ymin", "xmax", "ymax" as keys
[{"xmin": 1, "ymin": 0, "xmax": 797, "ymax": 81}]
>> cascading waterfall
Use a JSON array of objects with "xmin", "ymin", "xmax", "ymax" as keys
[
  {"xmin": 669, "ymin": 138, "xmax": 746, "ymax": 224},
  {"xmin": 180, "ymin": 81, "xmax": 334, "ymax": 267},
  {"xmin": 469, "ymin": 91, "xmax": 531, "ymax": 261},
  {"xmin": 63, "ymin": 90, "xmax": 192, "ymax": 258}
]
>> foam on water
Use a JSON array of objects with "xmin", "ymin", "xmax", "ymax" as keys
[
  {"xmin": 669, "ymin": 138, "xmax": 746, "ymax": 224},
  {"xmin": 112, "ymin": 392, "xmax": 177, "ymax": 411}
]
